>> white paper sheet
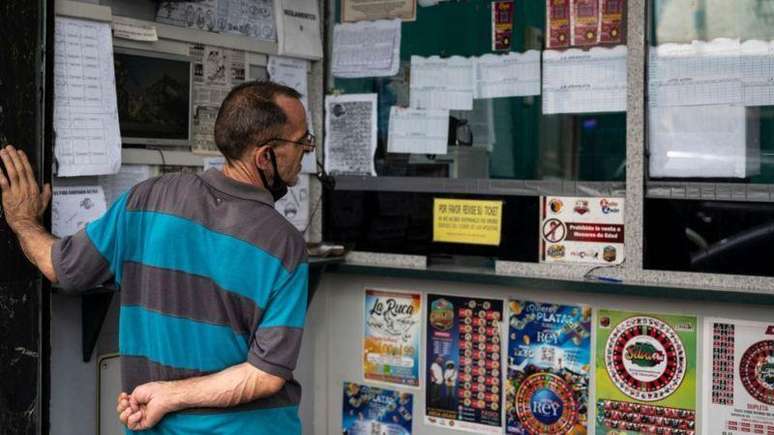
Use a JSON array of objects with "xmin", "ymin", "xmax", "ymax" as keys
[
  {"xmin": 274, "ymin": 174, "xmax": 310, "ymax": 232},
  {"xmin": 98, "ymin": 165, "xmax": 153, "ymax": 207},
  {"xmin": 52, "ymin": 185, "xmax": 108, "ymax": 238},
  {"xmin": 267, "ymin": 56, "xmax": 316, "ymax": 173},
  {"xmin": 54, "ymin": 17, "xmax": 122, "ymax": 177},
  {"xmin": 648, "ymin": 104, "xmax": 760, "ymax": 178},
  {"xmin": 473, "ymin": 51, "xmax": 541, "ymax": 99},
  {"xmin": 276, "ymin": 0, "xmax": 323, "ymax": 59},
  {"xmin": 410, "ymin": 56, "xmax": 474, "ymax": 111},
  {"xmin": 332, "ymin": 19, "xmax": 401, "ymax": 78},
  {"xmin": 648, "ymin": 38, "xmax": 742, "ymax": 107},
  {"xmin": 156, "ymin": 0, "xmax": 275, "ymax": 41},
  {"xmin": 111, "ymin": 16, "xmax": 158, "ymax": 41},
  {"xmin": 324, "ymin": 94, "xmax": 377, "ymax": 175},
  {"xmin": 387, "ymin": 107, "xmax": 449, "ymax": 154},
  {"xmin": 741, "ymin": 39, "xmax": 774, "ymax": 107},
  {"xmin": 542, "ymin": 45, "xmax": 627, "ymax": 114},
  {"xmin": 341, "ymin": 0, "xmax": 416, "ymax": 22}
]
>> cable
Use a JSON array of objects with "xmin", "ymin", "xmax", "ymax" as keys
[{"xmin": 302, "ymin": 158, "xmax": 335, "ymax": 237}]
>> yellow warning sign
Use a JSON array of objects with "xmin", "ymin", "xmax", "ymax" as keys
[{"xmin": 433, "ymin": 198, "xmax": 503, "ymax": 246}]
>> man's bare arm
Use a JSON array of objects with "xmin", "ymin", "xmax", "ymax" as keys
[
  {"xmin": 120, "ymin": 362, "xmax": 285, "ymax": 430},
  {"xmin": 0, "ymin": 146, "xmax": 57, "ymax": 282}
]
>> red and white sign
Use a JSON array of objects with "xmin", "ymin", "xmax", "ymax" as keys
[{"xmin": 539, "ymin": 196, "xmax": 625, "ymax": 264}]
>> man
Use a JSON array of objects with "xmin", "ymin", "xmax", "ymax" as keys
[
  {"xmin": 428, "ymin": 355, "xmax": 444, "ymax": 408},
  {"xmin": 442, "ymin": 360, "xmax": 457, "ymax": 408},
  {"xmin": 0, "ymin": 81, "xmax": 313, "ymax": 433}
]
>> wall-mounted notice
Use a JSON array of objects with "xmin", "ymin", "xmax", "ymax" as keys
[
  {"xmin": 741, "ymin": 40, "xmax": 774, "ymax": 107},
  {"xmin": 324, "ymin": 93, "xmax": 377, "ymax": 175},
  {"xmin": 425, "ymin": 294, "xmax": 504, "ymax": 434},
  {"xmin": 433, "ymin": 198, "xmax": 503, "ymax": 246},
  {"xmin": 341, "ymin": 0, "xmax": 417, "ymax": 22},
  {"xmin": 410, "ymin": 56, "xmax": 474, "ymax": 111},
  {"xmin": 571, "ymin": 0, "xmax": 600, "ymax": 46},
  {"xmin": 111, "ymin": 16, "xmax": 158, "ymax": 41},
  {"xmin": 506, "ymin": 300, "xmax": 591, "ymax": 434},
  {"xmin": 703, "ymin": 318, "xmax": 774, "ymax": 435},
  {"xmin": 276, "ymin": 0, "xmax": 323, "ymax": 59},
  {"xmin": 274, "ymin": 174, "xmax": 309, "ymax": 232},
  {"xmin": 157, "ymin": 0, "xmax": 276, "ymax": 41},
  {"xmin": 648, "ymin": 38, "xmax": 742, "ymax": 107},
  {"xmin": 343, "ymin": 382, "xmax": 413, "ymax": 435},
  {"xmin": 600, "ymin": 0, "xmax": 625, "ymax": 45},
  {"xmin": 52, "ymin": 186, "xmax": 108, "ymax": 238},
  {"xmin": 54, "ymin": 17, "xmax": 122, "ymax": 177},
  {"xmin": 332, "ymin": 19, "xmax": 401, "ymax": 78},
  {"xmin": 387, "ymin": 107, "xmax": 449, "ymax": 155},
  {"xmin": 474, "ymin": 51, "xmax": 541, "ymax": 99},
  {"xmin": 539, "ymin": 196, "xmax": 624, "ymax": 265},
  {"xmin": 596, "ymin": 310, "xmax": 697, "ymax": 434},
  {"xmin": 363, "ymin": 288, "xmax": 422, "ymax": 387},
  {"xmin": 546, "ymin": 0, "xmax": 571, "ymax": 49},
  {"xmin": 491, "ymin": 1, "xmax": 514, "ymax": 52},
  {"xmin": 542, "ymin": 46, "xmax": 627, "ymax": 114}
]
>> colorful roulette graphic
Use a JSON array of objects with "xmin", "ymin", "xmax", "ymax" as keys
[
  {"xmin": 514, "ymin": 373, "xmax": 578, "ymax": 434},
  {"xmin": 739, "ymin": 340, "xmax": 774, "ymax": 405},
  {"xmin": 604, "ymin": 316, "xmax": 687, "ymax": 401}
]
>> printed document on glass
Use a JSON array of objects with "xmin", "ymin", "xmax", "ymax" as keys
[
  {"xmin": 54, "ymin": 17, "xmax": 122, "ymax": 176},
  {"xmin": 274, "ymin": 174, "xmax": 310, "ymax": 232},
  {"xmin": 98, "ymin": 165, "xmax": 153, "ymax": 207},
  {"xmin": 276, "ymin": 0, "xmax": 323, "ymax": 59},
  {"xmin": 332, "ymin": 19, "xmax": 401, "ymax": 78},
  {"xmin": 410, "ymin": 56, "xmax": 474, "ymax": 111},
  {"xmin": 648, "ymin": 38, "xmax": 742, "ymax": 107},
  {"xmin": 741, "ymin": 40, "xmax": 774, "ymax": 107},
  {"xmin": 387, "ymin": 107, "xmax": 449, "ymax": 154},
  {"xmin": 325, "ymin": 94, "xmax": 377, "ymax": 176},
  {"xmin": 268, "ymin": 56, "xmax": 316, "ymax": 173},
  {"xmin": 341, "ymin": 0, "xmax": 416, "ymax": 22},
  {"xmin": 542, "ymin": 45, "xmax": 627, "ymax": 114},
  {"xmin": 474, "ymin": 50, "xmax": 541, "ymax": 99},
  {"xmin": 156, "ymin": 0, "xmax": 276, "ymax": 41},
  {"xmin": 52, "ymin": 186, "xmax": 108, "ymax": 238}
]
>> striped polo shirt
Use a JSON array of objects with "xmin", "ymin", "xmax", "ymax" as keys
[{"xmin": 52, "ymin": 168, "xmax": 308, "ymax": 435}]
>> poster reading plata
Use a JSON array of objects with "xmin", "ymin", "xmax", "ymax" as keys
[
  {"xmin": 596, "ymin": 310, "xmax": 697, "ymax": 434},
  {"xmin": 343, "ymin": 382, "xmax": 413, "ymax": 435},
  {"xmin": 703, "ymin": 318, "xmax": 774, "ymax": 434},
  {"xmin": 364, "ymin": 289, "xmax": 421, "ymax": 387},
  {"xmin": 425, "ymin": 294, "xmax": 504, "ymax": 434},
  {"xmin": 506, "ymin": 300, "xmax": 591, "ymax": 434}
]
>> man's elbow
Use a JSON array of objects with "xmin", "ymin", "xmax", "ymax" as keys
[{"xmin": 262, "ymin": 374, "xmax": 286, "ymax": 396}]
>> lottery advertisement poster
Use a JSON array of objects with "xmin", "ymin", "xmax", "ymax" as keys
[
  {"xmin": 343, "ymin": 382, "xmax": 413, "ymax": 435},
  {"xmin": 506, "ymin": 300, "xmax": 592, "ymax": 434},
  {"xmin": 364, "ymin": 289, "xmax": 422, "ymax": 387},
  {"xmin": 703, "ymin": 318, "xmax": 774, "ymax": 434},
  {"xmin": 425, "ymin": 294, "xmax": 504, "ymax": 434},
  {"xmin": 595, "ymin": 310, "xmax": 697, "ymax": 435}
]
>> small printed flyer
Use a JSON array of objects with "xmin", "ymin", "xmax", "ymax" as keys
[
  {"xmin": 540, "ymin": 196, "xmax": 624, "ymax": 265},
  {"xmin": 363, "ymin": 288, "xmax": 422, "ymax": 387},
  {"xmin": 595, "ymin": 310, "xmax": 697, "ymax": 434},
  {"xmin": 425, "ymin": 294, "xmax": 504, "ymax": 434},
  {"xmin": 703, "ymin": 318, "xmax": 774, "ymax": 434},
  {"xmin": 343, "ymin": 382, "xmax": 413, "ymax": 435},
  {"xmin": 506, "ymin": 300, "xmax": 591, "ymax": 434}
]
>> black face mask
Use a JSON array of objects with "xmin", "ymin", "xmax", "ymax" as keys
[{"xmin": 257, "ymin": 148, "xmax": 288, "ymax": 202}]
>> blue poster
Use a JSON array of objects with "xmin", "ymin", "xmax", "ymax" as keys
[
  {"xmin": 343, "ymin": 382, "xmax": 413, "ymax": 435},
  {"xmin": 505, "ymin": 300, "xmax": 591, "ymax": 434}
]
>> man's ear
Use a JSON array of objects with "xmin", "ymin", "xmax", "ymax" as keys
[{"xmin": 254, "ymin": 145, "xmax": 271, "ymax": 170}]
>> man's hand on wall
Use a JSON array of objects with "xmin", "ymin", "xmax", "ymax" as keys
[{"xmin": 0, "ymin": 145, "xmax": 51, "ymax": 233}]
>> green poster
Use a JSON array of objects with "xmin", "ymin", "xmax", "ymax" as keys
[{"xmin": 595, "ymin": 310, "xmax": 697, "ymax": 434}]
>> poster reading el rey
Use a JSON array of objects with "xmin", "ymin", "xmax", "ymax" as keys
[
  {"xmin": 364, "ymin": 289, "xmax": 421, "ymax": 387},
  {"xmin": 540, "ymin": 196, "xmax": 624, "ymax": 265},
  {"xmin": 343, "ymin": 382, "xmax": 413, "ymax": 435},
  {"xmin": 506, "ymin": 300, "xmax": 591, "ymax": 434},
  {"xmin": 703, "ymin": 318, "xmax": 774, "ymax": 434},
  {"xmin": 596, "ymin": 310, "xmax": 697, "ymax": 435},
  {"xmin": 425, "ymin": 294, "xmax": 504, "ymax": 434}
]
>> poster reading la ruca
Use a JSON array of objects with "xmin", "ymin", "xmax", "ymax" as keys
[
  {"xmin": 425, "ymin": 294, "xmax": 504, "ymax": 434},
  {"xmin": 703, "ymin": 317, "xmax": 774, "ymax": 434},
  {"xmin": 539, "ymin": 196, "xmax": 624, "ymax": 265}
]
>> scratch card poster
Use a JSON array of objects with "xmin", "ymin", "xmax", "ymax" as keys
[
  {"xmin": 343, "ymin": 382, "xmax": 413, "ymax": 435},
  {"xmin": 703, "ymin": 318, "xmax": 774, "ymax": 434},
  {"xmin": 595, "ymin": 310, "xmax": 697, "ymax": 435},
  {"xmin": 364, "ymin": 289, "xmax": 421, "ymax": 387},
  {"xmin": 506, "ymin": 300, "xmax": 591, "ymax": 434},
  {"xmin": 425, "ymin": 294, "xmax": 504, "ymax": 434}
]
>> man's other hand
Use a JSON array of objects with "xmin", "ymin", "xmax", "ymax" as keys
[
  {"xmin": 123, "ymin": 381, "xmax": 181, "ymax": 431},
  {"xmin": 0, "ymin": 145, "xmax": 51, "ymax": 233}
]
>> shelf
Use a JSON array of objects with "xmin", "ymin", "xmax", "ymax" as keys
[{"xmin": 646, "ymin": 181, "xmax": 774, "ymax": 203}]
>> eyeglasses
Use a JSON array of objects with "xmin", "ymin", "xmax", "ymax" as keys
[{"xmin": 259, "ymin": 131, "xmax": 316, "ymax": 152}]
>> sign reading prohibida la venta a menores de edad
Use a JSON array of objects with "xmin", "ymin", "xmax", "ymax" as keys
[{"xmin": 539, "ymin": 196, "xmax": 624, "ymax": 265}]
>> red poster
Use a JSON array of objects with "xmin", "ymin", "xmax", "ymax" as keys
[
  {"xmin": 492, "ymin": 1, "xmax": 513, "ymax": 51},
  {"xmin": 572, "ymin": 0, "xmax": 600, "ymax": 46},
  {"xmin": 546, "ymin": 0, "xmax": 571, "ymax": 49},
  {"xmin": 600, "ymin": 0, "xmax": 625, "ymax": 44}
]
